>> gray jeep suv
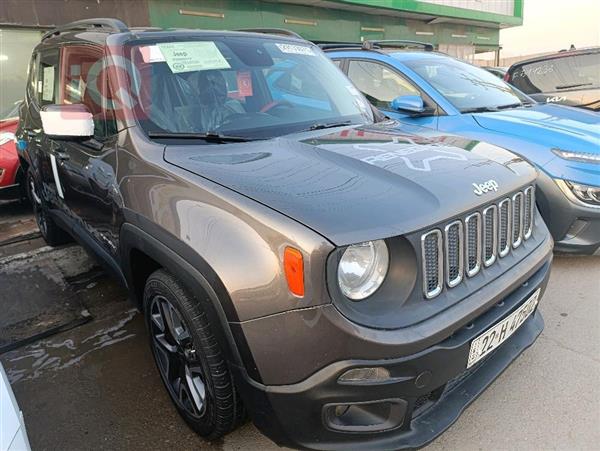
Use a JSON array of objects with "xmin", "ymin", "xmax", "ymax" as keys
[{"xmin": 17, "ymin": 19, "xmax": 553, "ymax": 450}]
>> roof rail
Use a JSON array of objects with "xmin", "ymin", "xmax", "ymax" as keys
[
  {"xmin": 362, "ymin": 40, "xmax": 434, "ymax": 51},
  {"xmin": 236, "ymin": 28, "xmax": 303, "ymax": 39},
  {"xmin": 42, "ymin": 18, "xmax": 129, "ymax": 41},
  {"xmin": 317, "ymin": 42, "xmax": 365, "ymax": 51}
]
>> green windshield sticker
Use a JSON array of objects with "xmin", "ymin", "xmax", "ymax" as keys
[{"xmin": 157, "ymin": 41, "xmax": 230, "ymax": 73}]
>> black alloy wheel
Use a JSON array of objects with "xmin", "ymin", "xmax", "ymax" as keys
[
  {"xmin": 149, "ymin": 294, "xmax": 208, "ymax": 418},
  {"xmin": 26, "ymin": 169, "xmax": 70, "ymax": 246},
  {"xmin": 143, "ymin": 269, "xmax": 245, "ymax": 439}
]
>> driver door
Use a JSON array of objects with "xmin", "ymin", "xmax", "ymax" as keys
[{"xmin": 55, "ymin": 44, "xmax": 121, "ymax": 258}]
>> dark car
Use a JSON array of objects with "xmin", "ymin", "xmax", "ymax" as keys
[
  {"xmin": 18, "ymin": 19, "xmax": 553, "ymax": 450},
  {"xmin": 506, "ymin": 47, "xmax": 600, "ymax": 111}
]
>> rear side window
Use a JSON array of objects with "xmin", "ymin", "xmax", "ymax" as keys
[
  {"xmin": 347, "ymin": 60, "xmax": 419, "ymax": 110},
  {"xmin": 38, "ymin": 49, "xmax": 60, "ymax": 106},
  {"xmin": 509, "ymin": 52, "xmax": 600, "ymax": 94}
]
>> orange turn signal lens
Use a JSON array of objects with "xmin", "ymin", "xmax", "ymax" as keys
[{"xmin": 284, "ymin": 247, "xmax": 304, "ymax": 297}]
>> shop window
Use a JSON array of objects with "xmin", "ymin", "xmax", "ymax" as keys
[{"xmin": 0, "ymin": 29, "xmax": 44, "ymax": 113}]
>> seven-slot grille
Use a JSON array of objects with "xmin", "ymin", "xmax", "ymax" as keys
[
  {"xmin": 444, "ymin": 221, "xmax": 463, "ymax": 288},
  {"xmin": 421, "ymin": 185, "xmax": 535, "ymax": 299},
  {"xmin": 465, "ymin": 213, "xmax": 482, "ymax": 277},
  {"xmin": 421, "ymin": 230, "xmax": 443, "ymax": 299},
  {"xmin": 498, "ymin": 199, "xmax": 511, "ymax": 258}
]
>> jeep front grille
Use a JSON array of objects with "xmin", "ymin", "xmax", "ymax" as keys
[
  {"xmin": 523, "ymin": 186, "xmax": 534, "ymax": 240},
  {"xmin": 498, "ymin": 198, "xmax": 511, "ymax": 258},
  {"xmin": 482, "ymin": 205, "xmax": 497, "ymax": 267},
  {"xmin": 465, "ymin": 213, "xmax": 482, "ymax": 277},
  {"xmin": 444, "ymin": 221, "xmax": 463, "ymax": 288},
  {"xmin": 512, "ymin": 192, "xmax": 524, "ymax": 248},
  {"xmin": 421, "ymin": 230, "xmax": 443, "ymax": 299},
  {"xmin": 421, "ymin": 185, "xmax": 535, "ymax": 299}
]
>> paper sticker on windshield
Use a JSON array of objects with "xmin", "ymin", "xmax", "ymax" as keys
[
  {"xmin": 275, "ymin": 43, "xmax": 315, "ymax": 56},
  {"xmin": 157, "ymin": 41, "xmax": 230, "ymax": 73},
  {"xmin": 237, "ymin": 71, "xmax": 253, "ymax": 97},
  {"xmin": 42, "ymin": 66, "xmax": 55, "ymax": 102},
  {"xmin": 140, "ymin": 45, "xmax": 166, "ymax": 63}
]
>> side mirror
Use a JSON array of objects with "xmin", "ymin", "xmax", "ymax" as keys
[
  {"xmin": 390, "ymin": 95, "xmax": 427, "ymax": 114},
  {"xmin": 40, "ymin": 104, "xmax": 94, "ymax": 140}
]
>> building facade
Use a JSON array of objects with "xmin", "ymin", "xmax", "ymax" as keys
[{"xmin": 0, "ymin": 0, "xmax": 523, "ymax": 113}]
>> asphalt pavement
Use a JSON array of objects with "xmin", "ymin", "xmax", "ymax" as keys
[{"xmin": 0, "ymin": 203, "xmax": 598, "ymax": 450}]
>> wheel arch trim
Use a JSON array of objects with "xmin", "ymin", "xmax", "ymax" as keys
[{"xmin": 119, "ymin": 221, "xmax": 249, "ymax": 371}]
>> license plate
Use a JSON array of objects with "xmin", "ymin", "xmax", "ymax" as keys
[{"xmin": 467, "ymin": 288, "xmax": 540, "ymax": 369}]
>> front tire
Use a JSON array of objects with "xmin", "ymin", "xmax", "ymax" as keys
[
  {"xmin": 143, "ymin": 269, "xmax": 245, "ymax": 440},
  {"xmin": 26, "ymin": 169, "xmax": 70, "ymax": 246}
]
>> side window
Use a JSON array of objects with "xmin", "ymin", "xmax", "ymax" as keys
[
  {"xmin": 347, "ymin": 60, "xmax": 419, "ymax": 110},
  {"xmin": 38, "ymin": 49, "xmax": 60, "ymax": 106},
  {"xmin": 331, "ymin": 59, "xmax": 342, "ymax": 68},
  {"xmin": 60, "ymin": 45, "xmax": 116, "ymax": 138}
]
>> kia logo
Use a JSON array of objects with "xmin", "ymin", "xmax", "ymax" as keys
[{"xmin": 473, "ymin": 180, "xmax": 499, "ymax": 196}]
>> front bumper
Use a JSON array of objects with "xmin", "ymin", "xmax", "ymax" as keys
[
  {"xmin": 537, "ymin": 170, "xmax": 600, "ymax": 255},
  {"xmin": 233, "ymin": 236, "xmax": 553, "ymax": 449}
]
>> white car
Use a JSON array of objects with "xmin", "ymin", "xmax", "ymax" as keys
[{"xmin": 1, "ymin": 363, "xmax": 31, "ymax": 451}]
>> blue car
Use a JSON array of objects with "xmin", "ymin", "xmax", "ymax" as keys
[{"xmin": 324, "ymin": 42, "xmax": 600, "ymax": 255}]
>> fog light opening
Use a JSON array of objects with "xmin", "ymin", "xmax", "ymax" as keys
[
  {"xmin": 324, "ymin": 399, "xmax": 407, "ymax": 433},
  {"xmin": 565, "ymin": 219, "xmax": 588, "ymax": 240}
]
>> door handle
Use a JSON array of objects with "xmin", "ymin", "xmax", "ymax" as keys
[{"xmin": 26, "ymin": 129, "xmax": 42, "ymax": 143}]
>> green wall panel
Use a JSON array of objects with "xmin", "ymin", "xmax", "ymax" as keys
[
  {"xmin": 330, "ymin": 0, "xmax": 522, "ymax": 25},
  {"xmin": 148, "ymin": 0, "xmax": 499, "ymax": 47}
]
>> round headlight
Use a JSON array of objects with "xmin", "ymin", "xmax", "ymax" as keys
[{"xmin": 337, "ymin": 240, "xmax": 389, "ymax": 300}]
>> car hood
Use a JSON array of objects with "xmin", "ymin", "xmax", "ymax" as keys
[
  {"xmin": 164, "ymin": 122, "xmax": 536, "ymax": 245},
  {"xmin": 472, "ymin": 103, "xmax": 600, "ymax": 155}
]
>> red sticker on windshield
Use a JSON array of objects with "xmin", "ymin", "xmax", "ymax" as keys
[{"xmin": 237, "ymin": 71, "xmax": 253, "ymax": 97}]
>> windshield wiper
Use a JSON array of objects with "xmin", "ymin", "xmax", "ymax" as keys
[
  {"xmin": 147, "ymin": 131, "xmax": 258, "ymax": 142},
  {"xmin": 460, "ymin": 106, "xmax": 500, "ymax": 114},
  {"xmin": 496, "ymin": 102, "xmax": 524, "ymax": 110},
  {"xmin": 303, "ymin": 120, "xmax": 353, "ymax": 132},
  {"xmin": 555, "ymin": 82, "xmax": 593, "ymax": 90}
]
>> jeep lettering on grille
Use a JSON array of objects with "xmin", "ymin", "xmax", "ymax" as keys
[{"xmin": 473, "ymin": 180, "xmax": 499, "ymax": 196}]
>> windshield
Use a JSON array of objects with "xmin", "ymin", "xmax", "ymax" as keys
[
  {"xmin": 127, "ymin": 37, "xmax": 373, "ymax": 139},
  {"xmin": 404, "ymin": 57, "xmax": 529, "ymax": 112},
  {"xmin": 509, "ymin": 51, "xmax": 600, "ymax": 93}
]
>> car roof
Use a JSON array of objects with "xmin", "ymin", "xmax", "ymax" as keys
[
  {"xmin": 509, "ymin": 46, "xmax": 600, "ymax": 69},
  {"xmin": 387, "ymin": 51, "xmax": 448, "ymax": 62},
  {"xmin": 326, "ymin": 47, "xmax": 449, "ymax": 63}
]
